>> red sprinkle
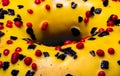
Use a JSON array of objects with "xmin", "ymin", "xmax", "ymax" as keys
[
  {"xmin": 11, "ymin": 52, "xmax": 19, "ymax": 64},
  {"xmin": 64, "ymin": 40, "xmax": 72, "ymax": 45},
  {"xmin": 108, "ymin": 48, "xmax": 115, "ymax": 54},
  {"xmin": 111, "ymin": 14, "xmax": 118, "ymax": 20},
  {"xmin": 71, "ymin": 41, "xmax": 77, "ymax": 44},
  {"xmin": 27, "ymin": 9, "xmax": 33, "ymax": 14},
  {"xmin": 32, "ymin": 63, "xmax": 37, "ymax": 70},
  {"xmin": 41, "ymin": 22, "xmax": 48, "ymax": 30},
  {"xmin": 98, "ymin": 71, "xmax": 105, "ymax": 76},
  {"xmin": 86, "ymin": 10, "xmax": 91, "ymax": 17},
  {"xmin": 6, "ymin": 20, "xmax": 13, "ymax": 28},
  {"xmin": 76, "ymin": 42, "xmax": 84, "ymax": 49},
  {"xmin": 26, "ymin": 22, "xmax": 32, "ymax": 28},
  {"xmin": 35, "ymin": 0, "xmax": 41, "ymax": 4},
  {"xmin": 45, "ymin": 4, "xmax": 50, "ymax": 10},
  {"xmin": 107, "ymin": 20, "xmax": 114, "ymax": 26},
  {"xmin": 80, "ymin": 38, "xmax": 85, "ymax": 42},
  {"xmin": 7, "ymin": 40, "xmax": 13, "ymax": 45},
  {"xmin": 96, "ymin": 49, "xmax": 104, "ymax": 57},
  {"xmin": 7, "ymin": 20, "xmax": 13, "ymax": 24},
  {"xmin": 15, "ymin": 47, "xmax": 22, "ymax": 52},
  {"xmin": 14, "ymin": 21, "xmax": 23, "ymax": 27},
  {"xmin": 24, "ymin": 57, "xmax": 32, "ymax": 66},
  {"xmin": 0, "ymin": 61, "xmax": 2, "ymax": 68},
  {"xmin": 6, "ymin": 23, "xmax": 13, "ymax": 28},
  {"xmin": 106, "ymin": 27, "xmax": 113, "ymax": 32},
  {"xmin": 84, "ymin": 17, "xmax": 89, "ymax": 23},
  {"xmin": 35, "ymin": 50, "xmax": 42, "ymax": 57},
  {"xmin": 98, "ymin": 28, "xmax": 105, "ymax": 33},
  {"xmin": 55, "ymin": 45, "xmax": 61, "ymax": 50},
  {"xmin": 0, "ymin": 24, "xmax": 4, "ymax": 30},
  {"xmin": 27, "ymin": 40, "xmax": 34, "ymax": 45},
  {"xmin": 112, "ymin": 0, "xmax": 117, "ymax": 1},
  {"xmin": 118, "ymin": 40, "xmax": 120, "ymax": 44},
  {"xmin": 3, "ymin": 49, "xmax": 9, "ymax": 56},
  {"xmin": 2, "ymin": 0, "xmax": 10, "ymax": 6},
  {"xmin": 41, "ymin": 0, "xmax": 45, "ymax": 2}
]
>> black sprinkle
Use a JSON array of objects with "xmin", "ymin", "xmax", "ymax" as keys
[
  {"xmin": 0, "ymin": 22, "xmax": 3, "ymax": 25},
  {"xmin": 71, "ymin": 2, "xmax": 77, "ymax": 9},
  {"xmin": 57, "ymin": 54, "xmax": 67, "ymax": 60},
  {"xmin": 0, "ymin": 12, "xmax": 4, "ymax": 19},
  {"xmin": 0, "ymin": 8, "xmax": 4, "ymax": 19},
  {"xmin": 114, "ymin": 19, "xmax": 120, "ymax": 25},
  {"xmin": 95, "ymin": 8, "xmax": 102, "ymax": 14},
  {"xmin": 73, "ymin": 55, "xmax": 77, "ymax": 59},
  {"xmin": 11, "ymin": 69, "xmax": 19, "ymax": 76},
  {"xmin": 90, "ymin": 6, "xmax": 95, "ymax": 15},
  {"xmin": 2, "ymin": 62, "xmax": 10, "ymax": 70},
  {"xmin": 103, "ymin": 0, "xmax": 109, "ymax": 7},
  {"xmin": 55, "ymin": 52, "xmax": 67, "ymax": 60},
  {"xmin": 43, "ymin": 52, "xmax": 50, "ymax": 57},
  {"xmin": 92, "ymin": 32, "xmax": 98, "ymax": 36},
  {"xmin": 83, "ymin": 0, "xmax": 87, "ymax": 2},
  {"xmin": 0, "ymin": 53, "xmax": 1, "ymax": 57},
  {"xmin": 19, "ymin": 54, "xmax": 26, "ymax": 60},
  {"xmin": 8, "ymin": 9, "xmax": 15, "ymax": 16},
  {"xmin": 90, "ymin": 27, "xmax": 97, "ymax": 35},
  {"xmin": 89, "ymin": 50, "xmax": 96, "ymax": 57},
  {"xmin": 28, "ymin": 45, "xmax": 36, "ymax": 50},
  {"xmin": 26, "ymin": 28, "xmax": 36, "ymax": 40},
  {"xmin": 71, "ymin": 27, "xmax": 80, "ymax": 37},
  {"xmin": 25, "ymin": 70, "xmax": 35, "ymax": 76},
  {"xmin": 117, "ymin": 60, "xmax": 120, "ymax": 65},
  {"xmin": 101, "ymin": 60, "xmax": 109, "ymax": 69},
  {"xmin": 88, "ymin": 37, "xmax": 96, "ymax": 40},
  {"xmin": 22, "ymin": 38, "xmax": 31, "ymax": 41},
  {"xmin": 30, "ymin": 34, "xmax": 36, "ymax": 40},
  {"xmin": 10, "ymin": 36, "xmax": 18, "ymax": 40},
  {"xmin": 55, "ymin": 52, "xmax": 59, "ymax": 57},
  {"xmin": 0, "ymin": 31, "xmax": 5, "ymax": 37},
  {"xmin": 2, "ymin": 10, "xmax": 8, "ymax": 14},
  {"xmin": 13, "ymin": 14, "xmax": 22, "ymax": 21},
  {"xmin": 78, "ymin": 16, "xmax": 83, "ymax": 23},
  {"xmin": 60, "ymin": 47, "xmax": 76, "ymax": 57},
  {"xmin": 98, "ymin": 31, "xmax": 109, "ymax": 37},
  {"xmin": 13, "ymin": 18, "xmax": 21, "ymax": 22},
  {"xmin": 65, "ymin": 74, "xmax": 73, "ymax": 76},
  {"xmin": 56, "ymin": 3, "xmax": 63, "ymax": 8},
  {"xmin": 17, "ymin": 5, "xmax": 24, "ymax": 9},
  {"xmin": 17, "ymin": 14, "xmax": 22, "ymax": 20}
]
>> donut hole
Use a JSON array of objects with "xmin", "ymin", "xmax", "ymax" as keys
[{"xmin": 38, "ymin": 27, "xmax": 81, "ymax": 46}]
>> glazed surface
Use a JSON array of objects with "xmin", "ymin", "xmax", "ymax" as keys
[{"xmin": 0, "ymin": 0, "xmax": 120, "ymax": 76}]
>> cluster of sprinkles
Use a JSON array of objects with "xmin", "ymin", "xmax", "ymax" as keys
[{"xmin": 1, "ymin": 0, "xmax": 120, "ymax": 76}]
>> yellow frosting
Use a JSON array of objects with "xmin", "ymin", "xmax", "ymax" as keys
[{"xmin": 0, "ymin": 0, "xmax": 120, "ymax": 76}]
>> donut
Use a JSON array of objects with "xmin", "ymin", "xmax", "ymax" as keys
[{"xmin": 0, "ymin": 0, "xmax": 120, "ymax": 76}]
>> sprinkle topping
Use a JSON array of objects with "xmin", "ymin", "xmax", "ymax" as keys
[
  {"xmin": 96, "ymin": 49, "xmax": 104, "ymax": 57},
  {"xmin": 11, "ymin": 69, "xmax": 19, "ymax": 76},
  {"xmin": 71, "ymin": 2, "xmax": 77, "ymax": 9},
  {"xmin": 24, "ymin": 57, "xmax": 32, "ymax": 66},
  {"xmin": 2, "ymin": 62, "xmax": 10, "ymax": 70},
  {"xmin": 100, "ymin": 60, "xmax": 109, "ymax": 69},
  {"xmin": 25, "ymin": 70, "xmax": 35, "ymax": 76},
  {"xmin": 56, "ymin": 3, "xmax": 63, "ymax": 8},
  {"xmin": 2, "ymin": 0, "xmax": 10, "ymax": 6},
  {"xmin": 43, "ymin": 52, "xmax": 50, "ymax": 57},
  {"xmin": 98, "ymin": 71, "xmax": 105, "ymax": 76},
  {"xmin": 76, "ymin": 42, "xmax": 84, "ymax": 49}
]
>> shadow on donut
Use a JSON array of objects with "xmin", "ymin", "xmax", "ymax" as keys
[{"xmin": 39, "ymin": 27, "xmax": 81, "ymax": 46}]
